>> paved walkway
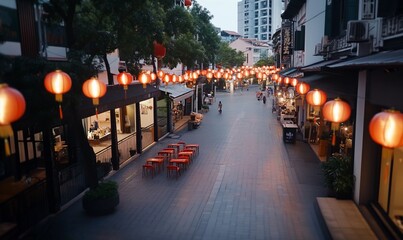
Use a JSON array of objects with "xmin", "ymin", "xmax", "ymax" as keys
[{"xmin": 26, "ymin": 85, "xmax": 328, "ymax": 240}]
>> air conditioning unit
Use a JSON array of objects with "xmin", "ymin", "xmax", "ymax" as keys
[
  {"xmin": 314, "ymin": 43, "xmax": 322, "ymax": 55},
  {"xmin": 347, "ymin": 20, "xmax": 369, "ymax": 42}
]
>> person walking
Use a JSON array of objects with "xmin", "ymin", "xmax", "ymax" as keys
[{"xmin": 218, "ymin": 101, "xmax": 223, "ymax": 113}]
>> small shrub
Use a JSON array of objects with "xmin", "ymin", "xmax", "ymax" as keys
[{"xmin": 83, "ymin": 180, "xmax": 118, "ymax": 202}]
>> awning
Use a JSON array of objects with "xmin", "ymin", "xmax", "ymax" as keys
[
  {"xmin": 300, "ymin": 58, "xmax": 348, "ymax": 72},
  {"xmin": 327, "ymin": 49, "xmax": 403, "ymax": 69},
  {"xmin": 279, "ymin": 67, "xmax": 298, "ymax": 76},
  {"xmin": 160, "ymin": 84, "xmax": 194, "ymax": 102},
  {"xmin": 281, "ymin": 0, "xmax": 306, "ymax": 19},
  {"xmin": 298, "ymin": 73, "xmax": 358, "ymax": 99}
]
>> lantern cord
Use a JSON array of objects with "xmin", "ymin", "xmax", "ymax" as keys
[
  {"xmin": 332, "ymin": 129, "xmax": 336, "ymax": 146},
  {"xmin": 59, "ymin": 104, "xmax": 63, "ymax": 119},
  {"xmin": 4, "ymin": 139, "xmax": 11, "ymax": 156},
  {"xmin": 96, "ymin": 107, "xmax": 98, "ymax": 119}
]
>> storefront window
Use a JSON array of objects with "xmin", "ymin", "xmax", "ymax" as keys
[
  {"xmin": 378, "ymin": 147, "xmax": 403, "ymax": 233},
  {"xmin": 157, "ymin": 98, "xmax": 168, "ymax": 138},
  {"xmin": 140, "ymin": 98, "xmax": 154, "ymax": 149},
  {"xmin": 52, "ymin": 126, "xmax": 69, "ymax": 169}
]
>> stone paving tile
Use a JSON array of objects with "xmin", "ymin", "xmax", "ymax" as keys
[{"xmin": 25, "ymin": 86, "xmax": 328, "ymax": 240}]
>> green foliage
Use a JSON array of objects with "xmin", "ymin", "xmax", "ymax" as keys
[
  {"xmin": 83, "ymin": 180, "xmax": 118, "ymax": 201},
  {"xmin": 216, "ymin": 42, "xmax": 245, "ymax": 68},
  {"xmin": 254, "ymin": 56, "xmax": 275, "ymax": 67},
  {"xmin": 322, "ymin": 154, "xmax": 355, "ymax": 197}
]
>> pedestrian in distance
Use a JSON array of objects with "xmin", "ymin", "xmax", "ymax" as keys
[{"xmin": 218, "ymin": 101, "xmax": 223, "ymax": 114}]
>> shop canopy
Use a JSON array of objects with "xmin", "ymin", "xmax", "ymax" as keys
[
  {"xmin": 326, "ymin": 49, "xmax": 403, "ymax": 69},
  {"xmin": 300, "ymin": 58, "xmax": 348, "ymax": 72},
  {"xmin": 160, "ymin": 84, "xmax": 194, "ymax": 103}
]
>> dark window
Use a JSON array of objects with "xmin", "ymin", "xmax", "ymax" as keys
[
  {"xmin": 0, "ymin": 5, "xmax": 20, "ymax": 42},
  {"xmin": 261, "ymin": 34, "xmax": 267, "ymax": 40},
  {"xmin": 294, "ymin": 26, "xmax": 305, "ymax": 50},
  {"xmin": 261, "ymin": 17, "xmax": 267, "ymax": 24}
]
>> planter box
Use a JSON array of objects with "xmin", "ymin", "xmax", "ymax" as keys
[{"xmin": 82, "ymin": 192, "xmax": 119, "ymax": 216}]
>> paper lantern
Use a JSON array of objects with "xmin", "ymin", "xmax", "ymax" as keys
[
  {"xmin": 185, "ymin": 0, "xmax": 192, "ymax": 7},
  {"xmin": 153, "ymin": 42, "xmax": 166, "ymax": 59},
  {"xmin": 256, "ymin": 72, "xmax": 263, "ymax": 79},
  {"xmin": 322, "ymin": 98, "xmax": 351, "ymax": 146},
  {"xmin": 290, "ymin": 78, "xmax": 298, "ymax": 87},
  {"xmin": 206, "ymin": 72, "xmax": 213, "ymax": 81},
  {"xmin": 44, "ymin": 70, "xmax": 72, "ymax": 119},
  {"xmin": 0, "ymin": 84, "xmax": 26, "ymax": 155},
  {"xmin": 82, "ymin": 77, "xmax": 107, "ymax": 117},
  {"xmin": 139, "ymin": 72, "xmax": 151, "ymax": 88},
  {"xmin": 214, "ymin": 71, "xmax": 222, "ymax": 79},
  {"xmin": 369, "ymin": 109, "xmax": 403, "ymax": 148},
  {"xmin": 116, "ymin": 72, "xmax": 133, "ymax": 90},
  {"xmin": 295, "ymin": 81, "xmax": 310, "ymax": 95},
  {"xmin": 306, "ymin": 89, "xmax": 327, "ymax": 106},
  {"xmin": 322, "ymin": 98, "xmax": 351, "ymax": 123}
]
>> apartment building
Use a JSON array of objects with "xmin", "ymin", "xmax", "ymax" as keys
[{"xmin": 237, "ymin": 0, "xmax": 284, "ymax": 41}]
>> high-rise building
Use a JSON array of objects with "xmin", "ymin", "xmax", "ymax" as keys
[{"xmin": 237, "ymin": 0, "xmax": 284, "ymax": 41}]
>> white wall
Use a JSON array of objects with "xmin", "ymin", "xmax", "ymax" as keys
[{"xmin": 304, "ymin": 0, "xmax": 326, "ymax": 65}]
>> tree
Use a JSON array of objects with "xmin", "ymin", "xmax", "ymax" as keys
[
  {"xmin": 254, "ymin": 56, "xmax": 275, "ymax": 67},
  {"xmin": 215, "ymin": 42, "xmax": 245, "ymax": 68}
]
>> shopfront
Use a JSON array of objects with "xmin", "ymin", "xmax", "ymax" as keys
[
  {"xmin": 327, "ymin": 51, "xmax": 403, "ymax": 237},
  {"xmin": 161, "ymin": 84, "xmax": 194, "ymax": 131}
]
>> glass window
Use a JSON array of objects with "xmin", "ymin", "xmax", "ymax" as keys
[
  {"xmin": 378, "ymin": 147, "xmax": 403, "ymax": 234},
  {"xmin": 261, "ymin": 9, "xmax": 267, "ymax": 16},
  {"xmin": 261, "ymin": 34, "xmax": 267, "ymax": 40},
  {"xmin": 261, "ymin": 17, "xmax": 267, "ymax": 24},
  {"xmin": 255, "ymin": 27, "xmax": 259, "ymax": 34},
  {"xmin": 255, "ymin": 19, "xmax": 258, "ymax": 25},
  {"xmin": 261, "ymin": 0, "xmax": 268, "ymax": 8},
  {"xmin": 261, "ymin": 26, "xmax": 267, "ymax": 32},
  {"xmin": 255, "ymin": 3, "xmax": 259, "ymax": 9},
  {"xmin": 255, "ymin": 11, "xmax": 259, "ymax": 17}
]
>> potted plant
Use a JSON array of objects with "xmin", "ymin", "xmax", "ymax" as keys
[
  {"xmin": 318, "ymin": 129, "xmax": 331, "ymax": 157},
  {"xmin": 82, "ymin": 180, "xmax": 119, "ymax": 215},
  {"xmin": 321, "ymin": 153, "xmax": 355, "ymax": 199},
  {"xmin": 96, "ymin": 161, "xmax": 112, "ymax": 180},
  {"xmin": 129, "ymin": 148, "xmax": 137, "ymax": 157}
]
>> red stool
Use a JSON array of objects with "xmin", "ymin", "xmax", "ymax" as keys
[
  {"xmin": 167, "ymin": 165, "xmax": 181, "ymax": 179},
  {"xmin": 142, "ymin": 164, "xmax": 155, "ymax": 178}
]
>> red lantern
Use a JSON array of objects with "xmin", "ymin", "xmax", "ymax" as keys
[
  {"xmin": 139, "ymin": 72, "xmax": 151, "ymax": 88},
  {"xmin": 322, "ymin": 98, "xmax": 351, "ymax": 145},
  {"xmin": 236, "ymin": 72, "xmax": 243, "ymax": 79},
  {"xmin": 206, "ymin": 72, "xmax": 213, "ymax": 81},
  {"xmin": 322, "ymin": 98, "xmax": 351, "ymax": 123},
  {"xmin": 116, "ymin": 72, "xmax": 133, "ymax": 91},
  {"xmin": 256, "ymin": 72, "xmax": 263, "ymax": 79},
  {"xmin": 214, "ymin": 71, "xmax": 222, "ymax": 79},
  {"xmin": 283, "ymin": 77, "xmax": 290, "ymax": 85},
  {"xmin": 82, "ymin": 77, "xmax": 107, "ymax": 118},
  {"xmin": 369, "ymin": 109, "xmax": 403, "ymax": 148},
  {"xmin": 306, "ymin": 89, "xmax": 327, "ymax": 106},
  {"xmin": 295, "ymin": 81, "xmax": 310, "ymax": 95},
  {"xmin": 290, "ymin": 78, "xmax": 298, "ymax": 87},
  {"xmin": 44, "ymin": 70, "xmax": 72, "ymax": 119},
  {"xmin": 185, "ymin": 0, "xmax": 192, "ymax": 7},
  {"xmin": 0, "ymin": 84, "xmax": 26, "ymax": 156},
  {"xmin": 163, "ymin": 74, "xmax": 172, "ymax": 85},
  {"xmin": 153, "ymin": 41, "xmax": 166, "ymax": 59}
]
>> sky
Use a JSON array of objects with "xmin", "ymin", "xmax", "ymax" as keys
[{"xmin": 195, "ymin": 0, "xmax": 239, "ymax": 32}]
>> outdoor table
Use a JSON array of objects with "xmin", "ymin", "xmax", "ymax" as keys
[
  {"xmin": 158, "ymin": 150, "xmax": 174, "ymax": 161},
  {"xmin": 146, "ymin": 158, "xmax": 165, "ymax": 173},
  {"xmin": 167, "ymin": 143, "xmax": 182, "ymax": 153},
  {"xmin": 169, "ymin": 158, "xmax": 189, "ymax": 170}
]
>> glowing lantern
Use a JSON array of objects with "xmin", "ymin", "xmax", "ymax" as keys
[
  {"xmin": 323, "ymin": 98, "xmax": 351, "ymax": 123},
  {"xmin": 44, "ymin": 70, "xmax": 72, "ymax": 119},
  {"xmin": 82, "ymin": 77, "xmax": 107, "ymax": 118},
  {"xmin": 295, "ymin": 81, "xmax": 310, "ymax": 95},
  {"xmin": 139, "ymin": 72, "xmax": 151, "ymax": 88},
  {"xmin": 163, "ymin": 74, "xmax": 172, "ymax": 85},
  {"xmin": 153, "ymin": 41, "xmax": 166, "ymax": 59},
  {"xmin": 283, "ymin": 77, "xmax": 290, "ymax": 85},
  {"xmin": 157, "ymin": 70, "xmax": 165, "ymax": 80},
  {"xmin": 150, "ymin": 72, "xmax": 157, "ymax": 82},
  {"xmin": 290, "ymin": 78, "xmax": 298, "ymax": 87},
  {"xmin": 0, "ymin": 84, "xmax": 26, "ymax": 156},
  {"xmin": 369, "ymin": 110, "xmax": 403, "ymax": 148},
  {"xmin": 214, "ymin": 72, "xmax": 222, "ymax": 79},
  {"xmin": 236, "ymin": 72, "xmax": 243, "ymax": 79},
  {"xmin": 171, "ymin": 74, "xmax": 178, "ymax": 84},
  {"xmin": 206, "ymin": 72, "xmax": 213, "ymax": 81},
  {"xmin": 256, "ymin": 72, "xmax": 263, "ymax": 79},
  {"xmin": 116, "ymin": 72, "xmax": 133, "ymax": 91},
  {"xmin": 322, "ymin": 98, "xmax": 351, "ymax": 146},
  {"xmin": 306, "ymin": 89, "xmax": 327, "ymax": 106}
]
